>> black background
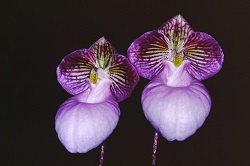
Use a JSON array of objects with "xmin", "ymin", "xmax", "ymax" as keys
[{"xmin": 9, "ymin": 0, "xmax": 250, "ymax": 165}]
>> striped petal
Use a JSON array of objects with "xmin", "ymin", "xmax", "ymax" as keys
[
  {"xmin": 128, "ymin": 30, "xmax": 169, "ymax": 80},
  {"xmin": 184, "ymin": 32, "xmax": 224, "ymax": 80},
  {"xmin": 89, "ymin": 37, "xmax": 117, "ymax": 68},
  {"xmin": 109, "ymin": 54, "xmax": 139, "ymax": 102},
  {"xmin": 158, "ymin": 14, "xmax": 194, "ymax": 50},
  {"xmin": 57, "ymin": 49, "xmax": 96, "ymax": 95}
]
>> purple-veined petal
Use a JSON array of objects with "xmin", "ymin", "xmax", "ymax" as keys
[
  {"xmin": 55, "ymin": 78, "xmax": 120, "ymax": 153},
  {"xmin": 183, "ymin": 32, "xmax": 224, "ymax": 80},
  {"xmin": 57, "ymin": 49, "xmax": 96, "ymax": 95},
  {"xmin": 142, "ymin": 61, "xmax": 211, "ymax": 141},
  {"xmin": 158, "ymin": 14, "xmax": 194, "ymax": 50},
  {"xmin": 128, "ymin": 30, "xmax": 169, "ymax": 80},
  {"xmin": 109, "ymin": 54, "xmax": 139, "ymax": 102},
  {"xmin": 89, "ymin": 37, "xmax": 117, "ymax": 68}
]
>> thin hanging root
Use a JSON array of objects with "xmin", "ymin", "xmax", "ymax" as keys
[
  {"xmin": 99, "ymin": 144, "xmax": 105, "ymax": 166},
  {"xmin": 152, "ymin": 131, "xmax": 159, "ymax": 166}
]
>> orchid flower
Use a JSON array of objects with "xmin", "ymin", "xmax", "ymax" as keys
[
  {"xmin": 55, "ymin": 37, "xmax": 139, "ymax": 162},
  {"xmin": 128, "ymin": 15, "xmax": 224, "ymax": 164}
]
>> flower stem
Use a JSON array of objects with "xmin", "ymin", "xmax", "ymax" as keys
[
  {"xmin": 99, "ymin": 144, "xmax": 105, "ymax": 166},
  {"xmin": 152, "ymin": 131, "xmax": 158, "ymax": 166}
]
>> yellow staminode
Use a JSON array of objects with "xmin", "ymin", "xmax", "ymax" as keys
[
  {"xmin": 90, "ymin": 73, "xmax": 98, "ymax": 84},
  {"xmin": 173, "ymin": 55, "xmax": 184, "ymax": 67}
]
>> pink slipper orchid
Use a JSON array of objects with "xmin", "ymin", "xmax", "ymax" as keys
[
  {"xmin": 128, "ymin": 14, "xmax": 224, "ymax": 142},
  {"xmin": 56, "ymin": 37, "xmax": 139, "ymax": 154}
]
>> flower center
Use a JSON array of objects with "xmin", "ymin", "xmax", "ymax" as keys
[
  {"xmin": 173, "ymin": 56, "xmax": 184, "ymax": 67},
  {"xmin": 168, "ymin": 49, "xmax": 184, "ymax": 67},
  {"xmin": 90, "ymin": 68, "xmax": 110, "ymax": 84}
]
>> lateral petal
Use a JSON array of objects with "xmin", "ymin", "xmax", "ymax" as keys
[
  {"xmin": 128, "ymin": 30, "xmax": 169, "ymax": 80},
  {"xmin": 109, "ymin": 54, "xmax": 139, "ymax": 102},
  {"xmin": 184, "ymin": 32, "xmax": 224, "ymax": 80},
  {"xmin": 57, "ymin": 49, "xmax": 96, "ymax": 95}
]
